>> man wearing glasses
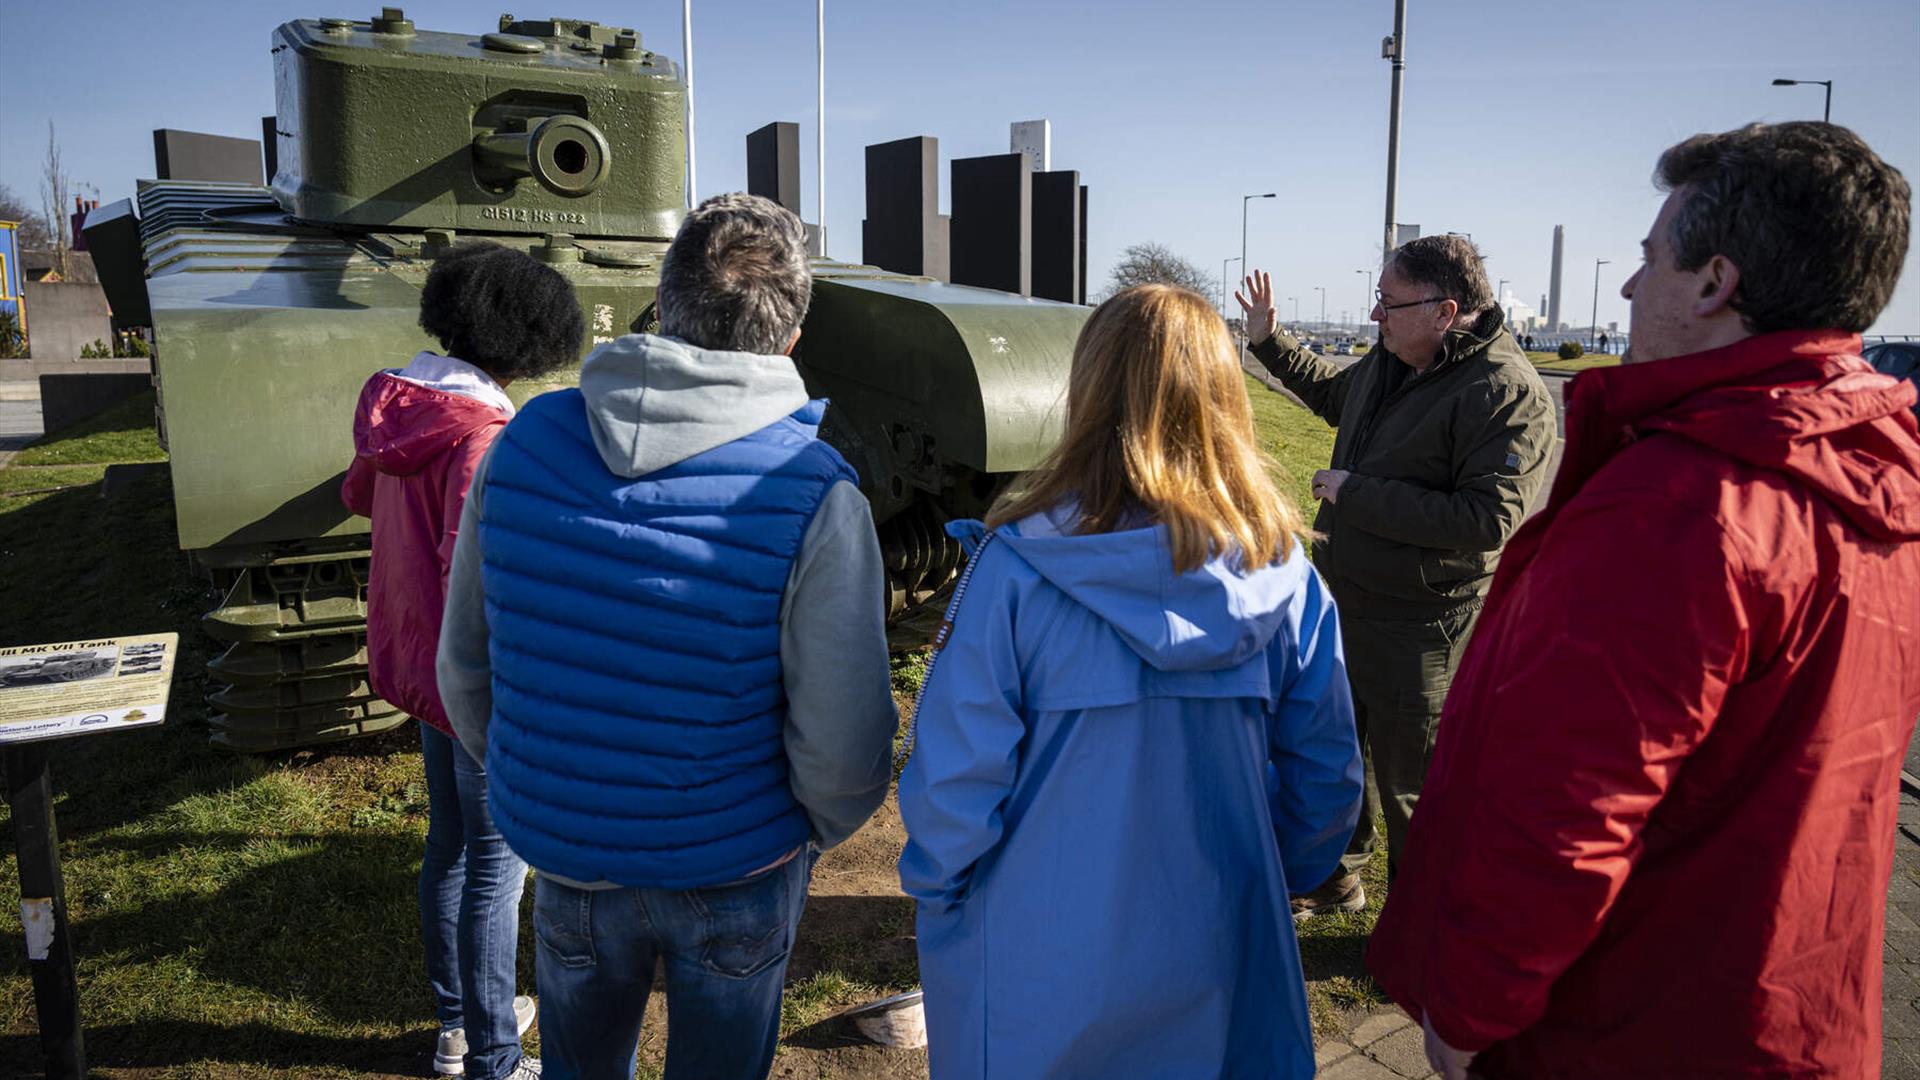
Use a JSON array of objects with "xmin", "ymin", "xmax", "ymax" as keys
[{"xmin": 1236, "ymin": 236, "xmax": 1554, "ymax": 918}]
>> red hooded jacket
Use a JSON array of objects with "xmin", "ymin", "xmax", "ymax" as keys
[
  {"xmin": 341, "ymin": 368, "xmax": 509, "ymax": 737},
  {"xmin": 1367, "ymin": 329, "xmax": 1920, "ymax": 1077}
]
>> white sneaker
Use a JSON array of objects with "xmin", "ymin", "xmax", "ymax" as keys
[
  {"xmin": 434, "ymin": 1027, "xmax": 467, "ymax": 1076},
  {"xmin": 513, "ymin": 995, "xmax": 537, "ymax": 1036},
  {"xmin": 503, "ymin": 1059, "xmax": 542, "ymax": 1079},
  {"xmin": 434, "ymin": 1000, "xmax": 534, "ymax": 1077}
]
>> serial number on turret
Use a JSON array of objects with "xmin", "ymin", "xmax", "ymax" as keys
[{"xmin": 480, "ymin": 208, "xmax": 589, "ymax": 225}]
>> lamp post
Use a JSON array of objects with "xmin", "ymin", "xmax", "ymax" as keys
[
  {"xmin": 1591, "ymin": 259, "xmax": 1610, "ymax": 351},
  {"xmin": 1381, "ymin": 0, "xmax": 1407, "ymax": 257},
  {"xmin": 1221, "ymin": 256, "xmax": 1242, "ymax": 322},
  {"xmin": 1355, "ymin": 268, "xmax": 1373, "ymax": 332},
  {"xmin": 1288, "ymin": 297, "xmax": 1299, "ymax": 326},
  {"xmin": 1771, "ymin": 77, "xmax": 1832, "ymax": 121},
  {"xmin": 1314, "ymin": 285, "xmax": 1327, "ymax": 331}
]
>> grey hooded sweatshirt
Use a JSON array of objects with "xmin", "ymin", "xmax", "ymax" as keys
[{"xmin": 436, "ymin": 333, "xmax": 897, "ymax": 876}]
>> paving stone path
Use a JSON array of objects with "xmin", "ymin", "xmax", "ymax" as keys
[{"xmin": 1314, "ymin": 1008, "xmax": 1437, "ymax": 1079}]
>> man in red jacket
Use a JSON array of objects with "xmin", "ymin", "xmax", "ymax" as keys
[{"xmin": 1368, "ymin": 122, "xmax": 1920, "ymax": 1079}]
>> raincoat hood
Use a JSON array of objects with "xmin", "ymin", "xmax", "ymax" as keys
[
  {"xmin": 579, "ymin": 333, "xmax": 809, "ymax": 478},
  {"xmin": 1564, "ymin": 329, "xmax": 1920, "ymax": 542},
  {"xmin": 958, "ymin": 506, "xmax": 1309, "ymax": 673},
  {"xmin": 350, "ymin": 353, "xmax": 513, "ymax": 477}
]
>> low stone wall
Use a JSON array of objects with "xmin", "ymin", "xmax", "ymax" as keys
[{"xmin": 37, "ymin": 371, "xmax": 153, "ymax": 433}]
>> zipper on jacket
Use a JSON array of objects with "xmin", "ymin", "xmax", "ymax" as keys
[
  {"xmin": 897, "ymin": 530, "xmax": 1000, "ymax": 769},
  {"xmin": 1346, "ymin": 345, "xmax": 1480, "ymax": 466}
]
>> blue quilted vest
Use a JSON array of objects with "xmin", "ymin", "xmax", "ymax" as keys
[{"xmin": 478, "ymin": 389, "xmax": 856, "ymax": 889}]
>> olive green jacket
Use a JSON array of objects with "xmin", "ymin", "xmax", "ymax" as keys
[{"xmin": 1250, "ymin": 310, "xmax": 1555, "ymax": 619}]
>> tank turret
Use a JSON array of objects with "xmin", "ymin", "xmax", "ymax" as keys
[{"xmin": 270, "ymin": 13, "xmax": 686, "ymax": 238}]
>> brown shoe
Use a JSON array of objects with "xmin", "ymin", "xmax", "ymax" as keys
[{"xmin": 1290, "ymin": 872, "xmax": 1365, "ymax": 922}]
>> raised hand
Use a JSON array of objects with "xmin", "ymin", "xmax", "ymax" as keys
[{"xmin": 1234, "ymin": 270, "xmax": 1278, "ymax": 346}]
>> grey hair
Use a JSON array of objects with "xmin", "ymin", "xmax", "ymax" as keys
[
  {"xmin": 1387, "ymin": 234, "xmax": 1494, "ymax": 316},
  {"xmin": 656, "ymin": 193, "xmax": 813, "ymax": 354}
]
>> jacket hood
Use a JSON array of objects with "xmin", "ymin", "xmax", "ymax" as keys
[
  {"xmin": 1568, "ymin": 329, "xmax": 1920, "ymax": 541},
  {"xmin": 1440, "ymin": 306, "xmax": 1507, "ymax": 364},
  {"xmin": 579, "ymin": 333, "xmax": 810, "ymax": 477},
  {"xmin": 351, "ymin": 355, "xmax": 512, "ymax": 477},
  {"xmin": 956, "ymin": 507, "xmax": 1312, "ymax": 672}
]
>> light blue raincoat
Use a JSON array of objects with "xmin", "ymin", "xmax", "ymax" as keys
[{"xmin": 898, "ymin": 508, "xmax": 1364, "ymax": 1080}]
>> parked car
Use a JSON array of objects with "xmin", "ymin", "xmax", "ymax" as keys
[{"xmin": 1864, "ymin": 341, "xmax": 1920, "ymax": 423}]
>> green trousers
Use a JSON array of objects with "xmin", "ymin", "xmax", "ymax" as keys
[{"xmin": 1335, "ymin": 605, "xmax": 1480, "ymax": 880}]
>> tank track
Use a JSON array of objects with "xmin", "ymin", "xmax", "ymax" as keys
[{"xmin": 197, "ymin": 540, "xmax": 406, "ymax": 752}]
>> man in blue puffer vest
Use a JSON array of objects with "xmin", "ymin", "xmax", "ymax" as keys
[{"xmin": 437, "ymin": 193, "xmax": 898, "ymax": 1080}]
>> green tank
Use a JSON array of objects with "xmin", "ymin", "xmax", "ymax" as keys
[{"xmin": 86, "ymin": 10, "xmax": 1085, "ymax": 752}]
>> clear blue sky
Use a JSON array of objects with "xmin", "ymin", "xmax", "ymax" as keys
[{"xmin": 3, "ymin": 0, "xmax": 1916, "ymax": 334}]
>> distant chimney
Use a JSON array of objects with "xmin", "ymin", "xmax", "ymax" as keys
[
  {"xmin": 69, "ymin": 197, "xmax": 101, "ymax": 253},
  {"xmin": 1548, "ymin": 225, "xmax": 1565, "ymax": 330}
]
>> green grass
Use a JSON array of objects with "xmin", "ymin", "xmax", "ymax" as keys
[
  {"xmin": 0, "ymin": 401, "xmax": 472, "ymax": 1076},
  {"xmin": 0, "ymin": 463, "xmax": 110, "ymax": 496},
  {"xmin": 1527, "ymin": 350, "xmax": 1622, "ymax": 373},
  {"xmin": 10, "ymin": 390, "xmax": 165, "ymax": 466},
  {"xmin": 0, "ymin": 447, "xmax": 453, "ymax": 1070},
  {"xmin": 1244, "ymin": 373, "xmax": 1339, "ymax": 517}
]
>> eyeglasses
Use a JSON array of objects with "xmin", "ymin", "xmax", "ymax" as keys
[{"xmin": 1374, "ymin": 290, "xmax": 1448, "ymax": 312}]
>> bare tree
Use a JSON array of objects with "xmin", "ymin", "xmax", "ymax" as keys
[
  {"xmin": 41, "ymin": 121, "xmax": 72, "ymax": 279},
  {"xmin": 0, "ymin": 185, "xmax": 53, "ymax": 253},
  {"xmin": 1105, "ymin": 242, "xmax": 1215, "ymax": 299}
]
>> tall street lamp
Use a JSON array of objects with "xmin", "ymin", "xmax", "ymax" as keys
[
  {"xmin": 1380, "ymin": 0, "xmax": 1407, "ymax": 257},
  {"xmin": 1355, "ymin": 268, "xmax": 1373, "ymax": 334},
  {"xmin": 1771, "ymin": 77, "xmax": 1832, "ymax": 122},
  {"xmin": 1221, "ymin": 256, "xmax": 1242, "ymax": 322},
  {"xmin": 1591, "ymin": 259, "xmax": 1610, "ymax": 351},
  {"xmin": 1314, "ymin": 285, "xmax": 1327, "ymax": 331},
  {"xmin": 1288, "ymin": 297, "xmax": 1299, "ymax": 325}
]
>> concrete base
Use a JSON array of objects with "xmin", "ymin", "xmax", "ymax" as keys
[{"xmin": 38, "ymin": 372, "xmax": 152, "ymax": 434}]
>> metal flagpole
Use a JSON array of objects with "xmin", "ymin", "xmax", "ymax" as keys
[
  {"xmin": 817, "ymin": 0, "xmax": 827, "ymax": 255},
  {"xmin": 682, "ymin": 0, "xmax": 695, "ymax": 208}
]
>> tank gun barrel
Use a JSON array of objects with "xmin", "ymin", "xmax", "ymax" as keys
[{"xmin": 472, "ymin": 115, "xmax": 613, "ymax": 197}]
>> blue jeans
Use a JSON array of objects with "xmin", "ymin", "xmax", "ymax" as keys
[
  {"xmin": 420, "ymin": 724, "xmax": 529, "ymax": 1079},
  {"xmin": 533, "ymin": 848, "xmax": 815, "ymax": 1080}
]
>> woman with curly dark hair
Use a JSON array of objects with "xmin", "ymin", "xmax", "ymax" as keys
[{"xmin": 342, "ymin": 241, "xmax": 583, "ymax": 1080}]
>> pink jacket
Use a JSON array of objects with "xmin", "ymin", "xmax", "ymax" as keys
[{"xmin": 341, "ymin": 359, "xmax": 511, "ymax": 736}]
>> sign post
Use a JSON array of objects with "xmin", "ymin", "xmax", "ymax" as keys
[
  {"xmin": 6, "ymin": 741, "xmax": 84, "ymax": 1078},
  {"xmin": 1, "ymin": 633, "xmax": 178, "ymax": 1079}
]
